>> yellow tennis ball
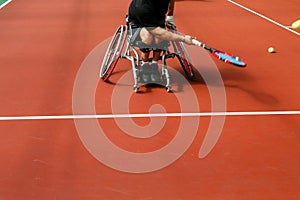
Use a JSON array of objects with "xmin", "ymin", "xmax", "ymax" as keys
[
  {"xmin": 291, "ymin": 20, "xmax": 300, "ymax": 29},
  {"xmin": 268, "ymin": 47, "xmax": 275, "ymax": 53}
]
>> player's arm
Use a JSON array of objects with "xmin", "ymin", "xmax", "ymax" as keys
[
  {"xmin": 149, "ymin": 27, "xmax": 193, "ymax": 45},
  {"xmin": 166, "ymin": 0, "xmax": 175, "ymax": 25},
  {"xmin": 166, "ymin": 0, "xmax": 175, "ymax": 16}
]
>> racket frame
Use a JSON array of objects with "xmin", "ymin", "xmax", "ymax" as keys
[{"xmin": 192, "ymin": 39, "xmax": 246, "ymax": 67}]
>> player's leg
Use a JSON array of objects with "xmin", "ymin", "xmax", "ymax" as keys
[
  {"xmin": 150, "ymin": 38, "xmax": 170, "ymax": 82},
  {"xmin": 139, "ymin": 28, "xmax": 154, "ymax": 82},
  {"xmin": 150, "ymin": 50, "xmax": 161, "ymax": 82}
]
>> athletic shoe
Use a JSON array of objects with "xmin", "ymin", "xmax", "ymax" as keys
[
  {"xmin": 140, "ymin": 63, "xmax": 150, "ymax": 83},
  {"xmin": 150, "ymin": 63, "xmax": 160, "ymax": 82}
]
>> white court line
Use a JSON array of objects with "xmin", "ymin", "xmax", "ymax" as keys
[
  {"xmin": 1, "ymin": 111, "xmax": 300, "ymax": 121},
  {"xmin": 0, "ymin": 0, "xmax": 12, "ymax": 9},
  {"xmin": 227, "ymin": 0, "xmax": 300, "ymax": 37}
]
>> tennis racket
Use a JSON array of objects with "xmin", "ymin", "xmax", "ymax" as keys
[{"xmin": 192, "ymin": 39, "xmax": 247, "ymax": 67}]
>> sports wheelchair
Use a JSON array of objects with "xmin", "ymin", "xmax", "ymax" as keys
[{"xmin": 99, "ymin": 21, "xmax": 194, "ymax": 93}]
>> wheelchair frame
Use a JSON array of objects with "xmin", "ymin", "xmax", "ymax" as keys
[{"xmin": 99, "ymin": 23, "xmax": 194, "ymax": 93}]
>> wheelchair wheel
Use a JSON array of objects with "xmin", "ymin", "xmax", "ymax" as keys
[
  {"xmin": 173, "ymin": 41, "xmax": 194, "ymax": 79},
  {"xmin": 100, "ymin": 25, "xmax": 127, "ymax": 81},
  {"xmin": 166, "ymin": 24, "xmax": 194, "ymax": 79}
]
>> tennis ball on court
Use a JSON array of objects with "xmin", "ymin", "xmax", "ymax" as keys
[
  {"xmin": 268, "ymin": 47, "xmax": 275, "ymax": 53},
  {"xmin": 291, "ymin": 20, "xmax": 300, "ymax": 29}
]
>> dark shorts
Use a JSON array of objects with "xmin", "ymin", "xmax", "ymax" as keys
[{"xmin": 128, "ymin": 0, "xmax": 169, "ymax": 28}]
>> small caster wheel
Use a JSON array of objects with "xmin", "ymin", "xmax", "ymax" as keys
[
  {"xmin": 134, "ymin": 87, "xmax": 139, "ymax": 93},
  {"xmin": 166, "ymin": 87, "xmax": 172, "ymax": 93},
  {"xmin": 190, "ymin": 72, "xmax": 195, "ymax": 79}
]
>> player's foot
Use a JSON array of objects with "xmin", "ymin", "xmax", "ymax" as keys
[
  {"xmin": 140, "ymin": 63, "xmax": 150, "ymax": 83},
  {"xmin": 150, "ymin": 63, "xmax": 160, "ymax": 82}
]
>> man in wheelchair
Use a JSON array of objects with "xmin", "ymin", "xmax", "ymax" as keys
[{"xmin": 128, "ymin": 0, "xmax": 194, "ymax": 83}]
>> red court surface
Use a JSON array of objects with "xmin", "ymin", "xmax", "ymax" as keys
[{"xmin": 0, "ymin": 0, "xmax": 300, "ymax": 199}]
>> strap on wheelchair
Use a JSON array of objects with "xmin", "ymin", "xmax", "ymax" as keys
[
  {"xmin": 135, "ymin": 40, "xmax": 169, "ymax": 52},
  {"xmin": 127, "ymin": 16, "xmax": 169, "ymax": 52}
]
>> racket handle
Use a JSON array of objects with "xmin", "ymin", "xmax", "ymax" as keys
[
  {"xmin": 192, "ymin": 39, "xmax": 214, "ymax": 53},
  {"xmin": 192, "ymin": 39, "xmax": 203, "ymax": 47}
]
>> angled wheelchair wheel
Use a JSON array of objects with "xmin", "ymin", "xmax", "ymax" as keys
[
  {"xmin": 166, "ymin": 24, "xmax": 194, "ymax": 79},
  {"xmin": 100, "ymin": 25, "xmax": 127, "ymax": 81},
  {"xmin": 173, "ymin": 41, "xmax": 194, "ymax": 79}
]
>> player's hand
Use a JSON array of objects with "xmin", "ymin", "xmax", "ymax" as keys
[
  {"xmin": 166, "ymin": 16, "xmax": 175, "ymax": 26},
  {"xmin": 183, "ymin": 35, "xmax": 194, "ymax": 45}
]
